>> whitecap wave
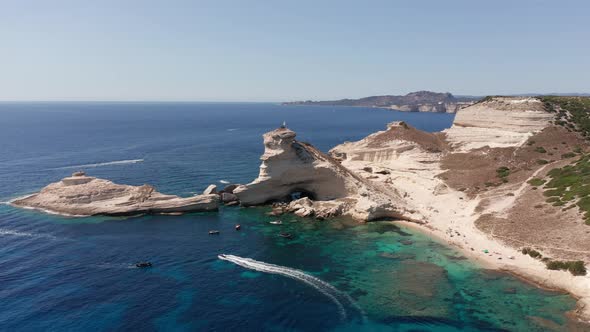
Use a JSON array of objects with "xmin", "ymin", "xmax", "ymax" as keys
[
  {"xmin": 53, "ymin": 159, "xmax": 144, "ymax": 170},
  {"xmin": 0, "ymin": 228, "xmax": 57, "ymax": 239},
  {"xmin": 219, "ymin": 180, "xmax": 230, "ymax": 184},
  {"xmin": 227, "ymin": 128, "xmax": 238, "ymax": 131},
  {"xmin": 218, "ymin": 254, "xmax": 366, "ymax": 322}
]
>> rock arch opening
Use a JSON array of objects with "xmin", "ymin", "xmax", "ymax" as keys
[{"xmin": 288, "ymin": 189, "xmax": 316, "ymax": 201}]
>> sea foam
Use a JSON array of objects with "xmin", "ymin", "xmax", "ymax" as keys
[
  {"xmin": 53, "ymin": 159, "xmax": 144, "ymax": 170},
  {"xmin": 218, "ymin": 254, "xmax": 366, "ymax": 322},
  {"xmin": 0, "ymin": 228, "xmax": 57, "ymax": 240}
]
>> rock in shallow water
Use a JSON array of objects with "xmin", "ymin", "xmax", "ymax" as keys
[{"xmin": 203, "ymin": 184, "xmax": 217, "ymax": 195}]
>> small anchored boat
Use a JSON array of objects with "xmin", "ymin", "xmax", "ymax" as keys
[
  {"xmin": 269, "ymin": 220, "xmax": 282, "ymax": 225},
  {"xmin": 235, "ymin": 224, "xmax": 241, "ymax": 230},
  {"xmin": 209, "ymin": 230, "xmax": 220, "ymax": 235},
  {"xmin": 136, "ymin": 262, "xmax": 152, "ymax": 268},
  {"xmin": 279, "ymin": 232, "xmax": 293, "ymax": 239}
]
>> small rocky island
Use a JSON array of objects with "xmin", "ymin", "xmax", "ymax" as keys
[{"xmin": 11, "ymin": 172, "xmax": 219, "ymax": 216}]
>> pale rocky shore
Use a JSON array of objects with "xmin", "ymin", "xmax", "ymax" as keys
[
  {"xmin": 238, "ymin": 97, "xmax": 590, "ymax": 322},
  {"xmin": 11, "ymin": 173, "xmax": 219, "ymax": 216}
]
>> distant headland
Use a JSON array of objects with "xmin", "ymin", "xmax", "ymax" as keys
[{"xmin": 282, "ymin": 91, "xmax": 481, "ymax": 113}]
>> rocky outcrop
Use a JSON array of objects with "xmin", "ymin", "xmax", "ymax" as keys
[
  {"xmin": 11, "ymin": 173, "xmax": 219, "ymax": 216},
  {"xmin": 203, "ymin": 184, "xmax": 217, "ymax": 195},
  {"xmin": 443, "ymin": 97, "xmax": 553, "ymax": 151},
  {"xmin": 234, "ymin": 127, "xmax": 413, "ymax": 221}
]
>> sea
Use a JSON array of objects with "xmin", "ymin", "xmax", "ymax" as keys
[{"xmin": 0, "ymin": 102, "xmax": 580, "ymax": 331}]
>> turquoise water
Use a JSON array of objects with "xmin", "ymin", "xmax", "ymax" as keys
[{"xmin": 0, "ymin": 102, "xmax": 581, "ymax": 331}]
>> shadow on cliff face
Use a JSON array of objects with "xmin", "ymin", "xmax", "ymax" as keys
[{"xmin": 288, "ymin": 189, "xmax": 316, "ymax": 201}]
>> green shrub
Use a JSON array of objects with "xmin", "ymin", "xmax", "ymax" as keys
[
  {"xmin": 496, "ymin": 166, "xmax": 510, "ymax": 178},
  {"xmin": 537, "ymin": 159, "xmax": 549, "ymax": 165},
  {"xmin": 574, "ymin": 146, "xmax": 583, "ymax": 153},
  {"xmin": 521, "ymin": 247, "xmax": 542, "ymax": 259},
  {"xmin": 545, "ymin": 260, "xmax": 587, "ymax": 276},
  {"xmin": 534, "ymin": 147, "xmax": 547, "ymax": 153},
  {"xmin": 562, "ymin": 152, "xmax": 576, "ymax": 159},
  {"xmin": 528, "ymin": 178, "xmax": 546, "ymax": 186}
]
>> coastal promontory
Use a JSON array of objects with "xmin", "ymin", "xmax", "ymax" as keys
[
  {"xmin": 283, "ymin": 91, "xmax": 478, "ymax": 113},
  {"xmin": 11, "ymin": 172, "xmax": 219, "ymax": 216}
]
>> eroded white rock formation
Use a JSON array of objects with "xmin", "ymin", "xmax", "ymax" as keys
[
  {"xmin": 443, "ymin": 97, "xmax": 553, "ymax": 151},
  {"xmin": 234, "ymin": 127, "xmax": 412, "ymax": 221},
  {"xmin": 12, "ymin": 173, "xmax": 219, "ymax": 216}
]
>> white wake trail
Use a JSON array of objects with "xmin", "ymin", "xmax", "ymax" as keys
[
  {"xmin": 219, "ymin": 254, "xmax": 358, "ymax": 321},
  {"xmin": 0, "ymin": 228, "xmax": 57, "ymax": 239},
  {"xmin": 53, "ymin": 159, "xmax": 144, "ymax": 170}
]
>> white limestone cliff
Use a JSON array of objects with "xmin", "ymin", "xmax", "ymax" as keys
[
  {"xmin": 443, "ymin": 97, "xmax": 553, "ymax": 151},
  {"xmin": 233, "ymin": 127, "xmax": 413, "ymax": 221}
]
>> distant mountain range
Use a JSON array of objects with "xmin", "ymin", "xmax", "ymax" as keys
[{"xmin": 282, "ymin": 91, "xmax": 479, "ymax": 113}]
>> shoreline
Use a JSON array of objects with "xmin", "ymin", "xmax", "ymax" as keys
[{"xmin": 392, "ymin": 218, "xmax": 590, "ymax": 323}]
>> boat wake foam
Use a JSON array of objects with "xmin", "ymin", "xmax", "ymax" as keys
[
  {"xmin": 0, "ymin": 228, "xmax": 57, "ymax": 240},
  {"xmin": 219, "ymin": 180, "xmax": 230, "ymax": 184},
  {"xmin": 218, "ymin": 254, "xmax": 366, "ymax": 322},
  {"xmin": 53, "ymin": 159, "xmax": 144, "ymax": 170}
]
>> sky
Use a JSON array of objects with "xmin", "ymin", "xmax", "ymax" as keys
[{"xmin": 0, "ymin": 0, "xmax": 589, "ymax": 101}]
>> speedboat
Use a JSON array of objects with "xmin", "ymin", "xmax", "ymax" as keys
[
  {"xmin": 136, "ymin": 262, "xmax": 152, "ymax": 268},
  {"xmin": 235, "ymin": 224, "xmax": 241, "ymax": 230},
  {"xmin": 209, "ymin": 230, "xmax": 220, "ymax": 235},
  {"xmin": 279, "ymin": 232, "xmax": 293, "ymax": 239},
  {"xmin": 269, "ymin": 220, "xmax": 282, "ymax": 225}
]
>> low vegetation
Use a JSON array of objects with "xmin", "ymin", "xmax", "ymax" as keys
[
  {"xmin": 544, "ymin": 154, "xmax": 590, "ymax": 224},
  {"xmin": 534, "ymin": 146, "xmax": 547, "ymax": 153},
  {"xmin": 528, "ymin": 178, "xmax": 546, "ymax": 186},
  {"xmin": 536, "ymin": 159, "xmax": 549, "ymax": 165},
  {"xmin": 541, "ymin": 96, "xmax": 590, "ymax": 138},
  {"xmin": 521, "ymin": 247, "xmax": 542, "ymax": 259},
  {"xmin": 521, "ymin": 247, "xmax": 587, "ymax": 276},
  {"xmin": 561, "ymin": 152, "xmax": 576, "ymax": 159},
  {"xmin": 545, "ymin": 260, "xmax": 587, "ymax": 276},
  {"xmin": 495, "ymin": 166, "xmax": 510, "ymax": 183}
]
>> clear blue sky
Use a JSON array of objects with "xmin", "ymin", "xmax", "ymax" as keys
[{"xmin": 1, "ymin": 0, "xmax": 588, "ymax": 101}]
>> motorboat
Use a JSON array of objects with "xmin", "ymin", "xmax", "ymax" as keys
[
  {"xmin": 235, "ymin": 224, "xmax": 241, "ymax": 230},
  {"xmin": 136, "ymin": 262, "xmax": 152, "ymax": 268},
  {"xmin": 209, "ymin": 230, "xmax": 220, "ymax": 235},
  {"xmin": 269, "ymin": 220, "xmax": 282, "ymax": 225}
]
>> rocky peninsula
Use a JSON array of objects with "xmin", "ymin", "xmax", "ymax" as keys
[
  {"xmin": 11, "ymin": 172, "xmax": 219, "ymax": 216},
  {"xmin": 241, "ymin": 96, "xmax": 590, "ymax": 322}
]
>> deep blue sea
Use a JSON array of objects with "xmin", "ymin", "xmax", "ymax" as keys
[{"xmin": 0, "ymin": 102, "xmax": 580, "ymax": 331}]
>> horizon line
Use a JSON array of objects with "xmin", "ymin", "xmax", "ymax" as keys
[{"xmin": 1, "ymin": 92, "xmax": 589, "ymax": 103}]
